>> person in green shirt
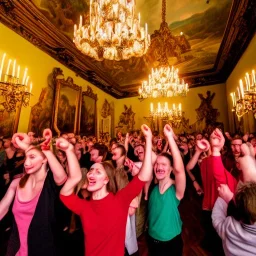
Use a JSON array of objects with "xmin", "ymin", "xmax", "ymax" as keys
[{"xmin": 148, "ymin": 124, "xmax": 186, "ymax": 256}]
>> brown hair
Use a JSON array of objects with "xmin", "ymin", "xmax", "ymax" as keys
[
  {"xmin": 101, "ymin": 161, "xmax": 117, "ymax": 194},
  {"xmin": 19, "ymin": 146, "xmax": 46, "ymax": 188},
  {"xmin": 235, "ymin": 182, "xmax": 256, "ymax": 224}
]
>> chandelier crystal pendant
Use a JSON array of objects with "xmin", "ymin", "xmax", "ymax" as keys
[
  {"xmin": 138, "ymin": 0, "xmax": 189, "ymax": 99},
  {"xmin": 73, "ymin": 0, "xmax": 151, "ymax": 61},
  {"xmin": 230, "ymin": 70, "xmax": 256, "ymax": 119},
  {"xmin": 0, "ymin": 53, "xmax": 32, "ymax": 112},
  {"xmin": 150, "ymin": 102, "xmax": 183, "ymax": 127}
]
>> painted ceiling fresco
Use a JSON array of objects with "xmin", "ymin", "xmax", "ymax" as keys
[
  {"xmin": 1, "ymin": 0, "xmax": 255, "ymax": 98},
  {"xmin": 31, "ymin": 0, "xmax": 232, "ymax": 86}
]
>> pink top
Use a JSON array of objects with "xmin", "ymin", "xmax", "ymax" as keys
[{"xmin": 12, "ymin": 189, "xmax": 42, "ymax": 256}]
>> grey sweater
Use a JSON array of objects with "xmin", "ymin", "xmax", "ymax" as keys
[{"xmin": 212, "ymin": 197, "xmax": 256, "ymax": 256}]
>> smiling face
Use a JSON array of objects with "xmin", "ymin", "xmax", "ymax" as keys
[
  {"xmin": 154, "ymin": 155, "xmax": 172, "ymax": 181},
  {"xmin": 86, "ymin": 163, "xmax": 109, "ymax": 192},
  {"xmin": 24, "ymin": 148, "xmax": 46, "ymax": 174},
  {"xmin": 134, "ymin": 145, "xmax": 144, "ymax": 161}
]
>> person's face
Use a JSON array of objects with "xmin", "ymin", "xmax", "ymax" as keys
[
  {"xmin": 157, "ymin": 140, "xmax": 162, "ymax": 150},
  {"xmin": 111, "ymin": 143, "xmax": 118, "ymax": 152},
  {"xmin": 24, "ymin": 148, "xmax": 46, "ymax": 174},
  {"xmin": 112, "ymin": 147, "xmax": 123, "ymax": 161},
  {"xmin": 179, "ymin": 142, "xmax": 188, "ymax": 152},
  {"xmin": 57, "ymin": 151, "xmax": 66, "ymax": 163},
  {"xmin": 76, "ymin": 150, "xmax": 82, "ymax": 160},
  {"xmin": 250, "ymin": 138, "xmax": 256, "ymax": 154},
  {"xmin": 154, "ymin": 156, "xmax": 172, "ymax": 180},
  {"xmin": 134, "ymin": 145, "xmax": 144, "ymax": 161},
  {"xmin": 90, "ymin": 149, "xmax": 100, "ymax": 163},
  {"xmin": 86, "ymin": 163, "xmax": 109, "ymax": 192},
  {"xmin": 87, "ymin": 141, "xmax": 94, "ymax": 151},
  {"xmin": 196, "ymin": 134, "xmax": 203, "ymax": 140},
  {"xmin": 3, "ymin": 139, "xmax": 11, "ymax": 149},
  {"xmin": 61, "ymin": 134, "xmax": 68, "ymax": 139},
  {"xmin": 231, "ymin": 139, "xmax": 242, "ymax": 158}
]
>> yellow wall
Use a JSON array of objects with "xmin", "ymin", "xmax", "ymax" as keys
[
  {"xmin": 226, "ymin": 35, "xmax": 256, "ymax": 133},
  {"xmin": 0, "ymin": 23, "xmax": 115, "ymax": 136},
  {"xmin": 115, "ymin": 83, "xmax": 228, "ymax": 132}
]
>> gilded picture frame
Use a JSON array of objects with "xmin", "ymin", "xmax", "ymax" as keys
[
  {"xmin": 53, "ymin": 76, "xmax": 82, "ymax": 136},
  {"xmin": 0, "ymin": 102, "xmax": 21, "ymax": 138},
  {"xmin": 80, "ymin": 86, "xmax": 97, "ymax": 137}
]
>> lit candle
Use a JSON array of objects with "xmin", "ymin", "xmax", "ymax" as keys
[
  {"xmin": 179, "ymin": 103, "xmax": 181, "ymax": 111},
  {"xmin": 150, "ymin": 103, "xmax": 153, "ymax": 112},
  {"xmin": 246, "ymin": 73, "xmax": 250, "ymax": 89},
  {"xmin": 6, "ymin": 59, "xmax": 12, "ymax": 76},
  {"xmin": 158, "ymin": 102, "xmax": 161, "ymax": 111},
  {"xmin": 0, "ymin": 53, "xmax": 6, "ymax": 81},
  {"xmin": 145, "ymin": 23, "xmax": 148, "ymax": 38},
  {"xmin": 173, "ymin": 103, "xmax": 175, "ymax": 110},
  {"xmin": 17, "ymin": 65, "xmax": 20, "ymax": 79},
  {"xmin": 12, "ymin": 59, "xmax": 16, "ymax": 77},
  {"xmin": 79, "ymin": 15, "xmax": 82, "ymax": 29},
  {"xmin": 237, "ymin": 87, "xmax": 240, "ymax": 100},
  {"xmin": 230, "ymin": 93, "xmax": 234, "ymax": 107},
  {"xmin": 22, "ymin": 68, "xmax": 27, "ymax": 85},
  {"xmin": 239, "ymin": 79, "xmax": 244, "ymax": 98},
  {"xmin": 234, "ymin": 93, "xmax": 237, "ymax": 106},
  {"xmin": 165, "ymin": 102, "xmax": 168, "ymax": 110},
  {"xmin": 138, "ymin": 13, "xmax": 140, "ymax": 24},
  {"xmin": 252, "ymin": 70, "xmax": 256, "ymax": 85},
  {"xmin": 25, "ymin": 76, "xmax": 30, "ymax": 86},
  {"xmin": 30, "ymin": 82, "xmax": 32, "ymax": 93}
]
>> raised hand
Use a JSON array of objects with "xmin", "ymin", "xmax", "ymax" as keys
[
  {"xmin": 56, "ymin": 137, "xmax": 73, "ymax": 152},
  {"xmin": 196, "ymin": 139, "xmax": 210, "ymax": 152},
  {"xmin": 141, "ymin": 124, "xmax": 152, "ymax": 140},
  {"xmin": 210, "ymin": 128, "xmax": 225, "ymax": 153},
  {"xmin": 163, "ymin": 124, "xmax": 174, "ymax": 138},
  {"xmin": 237, "ymin": 143, "xmax": 256, "ymax": 182},
  {"xmin": 12, "ymin": 133, "xmax": 31, "ymax": 150},
  {"xmin": 218, "ymin": 184, "xmax": 234, "ymax": 203},
  {"xmin": 41, "ymin": 128, "xmax": 52, "ymax": 150}
]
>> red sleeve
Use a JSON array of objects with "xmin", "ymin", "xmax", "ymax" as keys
[
  {"xmin": 116, "ymin": 175, "xmax": 145, "ymax": 207},
  {"xmin": 212, "ymin": 156, "xmax": 237, "ymax": 193},
  {"xmin": 60, "ymin": 193, "xmax": 86, "ymax": 216}
]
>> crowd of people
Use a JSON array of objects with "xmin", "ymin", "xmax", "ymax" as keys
[{"xmin": 0, "ymin": 125, "xmax": 255, "ymax": 256}]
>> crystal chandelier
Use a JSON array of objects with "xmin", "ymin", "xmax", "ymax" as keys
[
  {"xmin": 0, "ymin": 53, "xmax": 32, "ymax": 112},
  {"xmin": 138, "ymin": 0, "xmax": 189, "ymax": 99},
  {"xmin": 150, "ymin": 102, "xmax": 183, "ymax": 127},
  {"xmin": 73, "ymin": 0, "xmax": 150, "ymax": 61},
  {"xmin": 230, "ymin": 70, "xmax": 256, "ymax": 119}
]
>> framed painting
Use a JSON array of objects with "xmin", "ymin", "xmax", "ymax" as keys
[
  {"xmin": 80, "ymin": 86, "xmax": 97, "ymax": 137},
  {"xmin": 53, "ymin": 76, "xmax": 82, "ymax": 135},
  {"xmin": 0, "ymin": 101, "xmax": 21, "ymax": 138}
]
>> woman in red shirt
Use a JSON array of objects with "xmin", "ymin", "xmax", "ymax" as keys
[{"xmin": 59, "ymin": 124, "xmax": 153, "ymax": 256}]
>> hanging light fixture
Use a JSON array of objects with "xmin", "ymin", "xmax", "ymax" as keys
[
  {"xmin": 150, "ymin": 102, "xmax": 183, "ymax": 127},
  {"xmin": 230, "ymin": 69, "xmax": 256, "ymax": 119},
  {"xmin": 0, "ymin": 53, "xmax": 32, "ymax": 112},
  {"xmin": 73, "ymin": 0, "xmax": 150, "ymax": 61},
  {"xmin": 138, "ymin": 0, "xmax": 189, "ymax": 99}
]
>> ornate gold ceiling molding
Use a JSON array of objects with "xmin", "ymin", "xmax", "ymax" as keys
[{"xmin": 0, "ymin": 0, "xmax": 256, "ymax": 98}]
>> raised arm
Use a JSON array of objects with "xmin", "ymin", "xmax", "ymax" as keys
[
  {"xmin": 211, "ymin": 129, "xmax": 237, "ymax": 191},
  {"xmin": 41, "ymin": 129, "xmax": 67, "ymax": 185},
  {"xmin": 0, "ymin": 178, "xmax": 20, "ymax": 220},
  {"xmin": 238, "ymin": 143, "xmax": 256, "ymax": 182},
  {"xmin": 138, "ymin": 124, "xmax": 152, "ymax": 182},
  {"xmin": 164, "ymin": 124, "xmax": 185, "ymax": 200},
  {"xmin": 12, "ymin": 133, "xmax": 31, "ymax": 151},
  {"xmin": 59, "ymin": 138, "xmax": 82, "ymax": 196}
]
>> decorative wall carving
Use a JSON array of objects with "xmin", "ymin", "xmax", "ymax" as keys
[{"xmin": 116, "ymin": 105, "xmax": 135, "ymax": 134}]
